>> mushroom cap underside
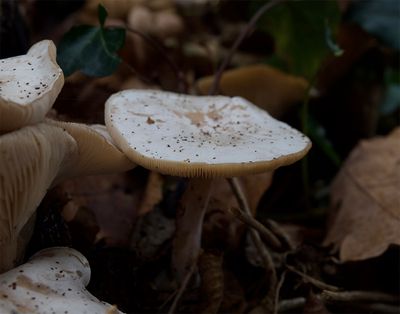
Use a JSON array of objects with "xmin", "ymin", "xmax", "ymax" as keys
[
  {"xmin": 47, "ymin": 120, "xmax": 136, "ymax": 180},
  {"xmin": 105, "ymin": 90, "xmax": 311, "ymax": 178},
  {"xmin": 0, "ymin": 123, "xmax": 77, "ymax": 242}
]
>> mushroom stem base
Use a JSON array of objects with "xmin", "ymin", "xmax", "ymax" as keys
[{"xmin": 172, "ymin": 178, "xmax": 213, "ymax": 282}]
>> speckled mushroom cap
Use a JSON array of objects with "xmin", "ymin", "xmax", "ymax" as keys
[
  {"xmin": 0, "ymin": 40, "xmax": 64, "ymax": 132},
  {"xmin": 0, "ymin": 247, "xmax": 123, "ymax": 314},
  {"xmin": 105, "ymin": 90, "xmax": 311, "ymax": 177}
]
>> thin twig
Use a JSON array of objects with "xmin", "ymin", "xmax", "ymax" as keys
[
  {"xmin": 227, "ymin": 177, "xmax": 277, "ymax": 312},
  {"xmin": 230, "ymin": 207, "xmax": 282, "ymax": 250},
  {"xmin": 265, "ymin": 219, "xmax": 295, "ymax": 250},
  {"xmin": 208, "ymin": 0, "xmax": 284, "ymax": 95},
  {"xmin": 120, "ymin": 60, "xmax": 158, "ymax": 90},
  {"xmin": 278, "ymin": 294, "xmax": 400, "ymax": 313},
  {"xmin": 124, "ymin": 26, "xmax": 188, "ymax": 93},
  {"xmin": 278, "ymin": 297, "xmax": 306, "ymax": 312},
  {"xmin": 286, "ymin": 264, "xmax": 340, "ymax": 292},
  {"xmin": 168, "ymin": 260, "xmax": 197, "ymax": 314},
  {"xmin": 273, "ymin": 270, "xmax": 287, "ymax": 314},
  {"xmin": 321, "ymin": 290, "xmax": 399, "ymax": 304}
]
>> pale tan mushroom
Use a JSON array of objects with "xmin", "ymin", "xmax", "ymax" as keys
[
  {"xmin": 0, "ymin": 40, "xmax": 64, "ymax": 132},
  {"xmin": 0, "ymin": 246, "xmax": 124, "ymax": 313},
  {"xmin": 196, "ymin": 64, "xmax": 309, "ymax": 118},
  {"xmin": 105, "ymin": 89, "xmax": 311, "ymax": 279},
  {"xmin": 0, "ymin": 122, "xmax": 135, "ymax": 273}
]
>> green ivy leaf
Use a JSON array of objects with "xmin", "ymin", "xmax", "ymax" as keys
[
  {"xmin": 253, "ymin": 0, "xmax": 341, "ymax": 79},
  {"xmin": 56, "ymin": 5, "xmax": 125, "ymax": 77},
  {"xmin": 98, "ymin": 4, "xmax": 107, "ymax": 27}
]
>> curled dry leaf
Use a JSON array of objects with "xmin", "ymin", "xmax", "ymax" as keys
[{"xmin": 324, "ymin": 128, "xmax": 400, "ymax": 261}]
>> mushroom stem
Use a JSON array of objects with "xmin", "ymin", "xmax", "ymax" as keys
[{"xmin": 172, "ymin": 178, "xmax": 213, "ymax": 282}]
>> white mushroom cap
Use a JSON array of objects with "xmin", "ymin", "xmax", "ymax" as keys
[
  {"xmin": 0, "ymin": 247, "xmax": 123, "ymax": 313},
  {"xmin": 0, "ymin": 40, "xmax": 64, "ymax": 132},
  {"xmin": 105, "ymin": 90, "xmax": 311, "ymax": 177}
]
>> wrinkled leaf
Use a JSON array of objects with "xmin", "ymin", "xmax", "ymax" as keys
[
  {"xmin": 347, "ymin": 0, "xmax": 400, "ymax": 50},
  {"xmin": 253, "ymin": 0, "xmax": 341, "ymax": 79},
  {"xmin": 324, "ymin": 128, "xmax": 400, "ymax": 261}
]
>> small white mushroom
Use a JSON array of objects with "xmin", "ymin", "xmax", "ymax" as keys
[
  {"xmin": 105, "ymin": 90, "xmax": 311, "ymax": 279},
  {"xmin": 0, "ymin": 122, "xmax": 135, "ymax": 273},
  {"xmin": 0, "ymin": 247, "xmax": 124, "ymax": 313},
  {"xmin": 0, "ymin": 40, "xmax": 64, "ymax": 132}
]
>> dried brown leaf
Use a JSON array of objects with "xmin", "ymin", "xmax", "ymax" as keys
[
  {"xmin": 59, "ymin": 173, "xmax": 140, "ymax": 246},
  {"xmin": 324, "ymin": 128, "xmax": 400, "ymax": 261}
]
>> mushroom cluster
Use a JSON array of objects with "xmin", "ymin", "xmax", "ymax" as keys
[{"xmin": 0, "ymin": 40, "xmax": 135, "ymax": 273}]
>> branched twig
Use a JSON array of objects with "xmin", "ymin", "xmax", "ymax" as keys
[
  {"xmin": 273, "ymin": 270, "xmax": 287, "ymax": 314},
  {"xmin": 123, "ymin": 26, "xmax": 188, "ymax": 93},
  {"xmin": 286, "ymin": 264, "xmax": 340, "ymax": 292},
  {"xmin": 229, "ymin": 207, "xmax": 282, "ymax": 250},
  {"xmin": 227, "ymin": 178, "xmax": 277, "ymax": 312},
  {"xmin": 321, "ymin": 290, "xmax": 399, "ymax": 304},
  {"xmin": 120, "ymin": 59, "xmax": 157, "ymax": 86},
  {"xmin": 208, "ymin": 0, "xmax": 284, "ymax": 95},
  {"xmin": 168, "ymin": 259, "xmax": 197, "ymax": 314},
  {"xmin": 278, "ymin": 294, "xmax": 400, "ymax": 313},
  {"xmin": 265, "ymin": 219, "xmax": 295, "ymax": 250},
  {"xmin": 279, "ymin": 297, "xmax": 306, "ymax": 312}
]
